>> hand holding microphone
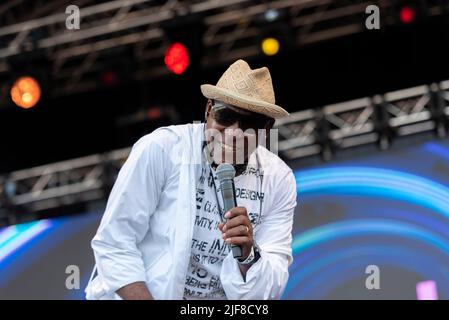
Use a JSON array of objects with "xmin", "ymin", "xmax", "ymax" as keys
[{"xmin": 216, "ymin": 163, "xmax": 254, "ymax": 261}]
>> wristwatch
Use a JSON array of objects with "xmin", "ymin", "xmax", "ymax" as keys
[{"xmin": 237, "ymin": 242, "xmax": 261, "ymax": 265}]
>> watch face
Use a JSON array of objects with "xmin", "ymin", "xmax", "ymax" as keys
[
  {"xmin": 238, "ymin": 246, "xmax": 255, "ymax": 264},
  {"xmin": 252, "ymin": 243, "xmax": 261, "ymax": 262}
]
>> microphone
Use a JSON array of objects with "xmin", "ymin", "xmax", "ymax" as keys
[{"xmin": 216, "ymin": 163, "xmax": 243, "ymax": 260}]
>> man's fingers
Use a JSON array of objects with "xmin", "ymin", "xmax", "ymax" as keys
[
  {"xmin": 224, "ymin": 206, "xmax": 247, "ymax": 219},
  {"xmin": 225, "ymin": 236, "xmax": 251, "ymax": 246},
  {"xmin": 223, "ymin": 215, "xmax": 249, "ymax": 231},
  {"xmin": 222, "ymin": 224, "xmax": 250, "ymax": 239},
  {"xmin": 218, "ymin": 222, "xmax": 225, "ymax": 232}
]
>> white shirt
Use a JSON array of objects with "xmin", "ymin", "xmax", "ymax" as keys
[
  {"xmin": 184, "ymin": 150, "xmax": 265, "ymax": 299},
  {"xmin": 183, "ymin": 164, "xmax": 229, "ymax": 300},
  {"xmin": 85, "ymin": 123, "xmax": 297, "ymax": 300}
]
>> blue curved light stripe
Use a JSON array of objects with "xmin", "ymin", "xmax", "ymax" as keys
[
  {"xmin": 0, "ymin": 213, "xmax": 99, "ymax": 287},
  {"xmin": 295, "ymin": 167, "xmax": 449, "ymax": 219},
  {"xmin": 289, "ymin": 208, "xmax": 449, "ymax": 270},
  {"xmin": 291, "ymin": 220, "xmax": 449, "ymax": 255},
  {"xmin": 423, "ymin": 142, "xmax": 449, "ymax": 161},
  {"xmin": 285, "ymin": 246, "xmax": 449, "ymax": 299},
  {"xmin": 0, "ymin": 227, "xmax": 19, "ymax": 247},
  {"xmin": 0, "ymin": 220, "xmax": 52, "ymax": 264},
  {"xmin": 286, "ymin": 220, "xmax": 449, "ymax": 295},
  {"xmin": 288, "ymin": 166, "xmax": 449, "ymax": 299}
]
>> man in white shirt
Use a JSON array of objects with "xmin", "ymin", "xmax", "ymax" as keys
[{"xmin": 85, "ymin": 59, "xmax": 297, "ymax": 300}]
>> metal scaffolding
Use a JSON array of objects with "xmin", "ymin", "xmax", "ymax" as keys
[
  {"xmin": 276, "ymin": 80, "xmax": 449, "ymax": 162},
  {"xmin": 1, "ymin": 0, "xmax": 449, "ymax": 224},
  {"xmin": 1, "ymin": 0, "xmax": 448, "ymax": 106},
  {"xmin": 1, "ymin": 78, "xmax": 449, "ymax": 224}
]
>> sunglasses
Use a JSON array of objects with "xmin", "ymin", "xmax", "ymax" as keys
[{"xmin": 211, "ymin": 101, "xmax": 272, "ymax": 131}]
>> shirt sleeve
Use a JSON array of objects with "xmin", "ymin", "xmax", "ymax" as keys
[
  {"xmin": 90, "ymin": 134, "xmax": 172, "ymax": 295},
  {"xmin": 220, "ymin": 168, "xmax": 297, "ymax": 300}
]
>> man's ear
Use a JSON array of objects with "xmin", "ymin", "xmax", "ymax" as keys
[
  {"xmin": 264, "ymin": 118, "xmax": 276, "ymax": 149},
  {"xmin": 265, "ymin": 118, "xmax": 275, "ymax": 130},
  {"xmin": 205, "ymin": 99, "xmax": 213, "ymax": 119}
]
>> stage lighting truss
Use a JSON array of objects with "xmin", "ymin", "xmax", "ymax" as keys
[
  {"xmin": 382, "ymin": 85, "xmax": 435, "ymax": 137},
  {"xmin": 0, "ymin": 148, "xmax": 130, "ymax": 215},
  {"xmin": 1, "ymin": 0, "xmax": 449, "ymax": 219},
  {"xmin": 275, "ymin": 109, "xmax": 321, "ymax": 159},
  {"xmin": 438, "ymin": 80, "xmax": 449, "ymax": 118},
  {"xmin": 1, "ymin": 0, "xmax": 449, "ymax": 104},
  {"xmin": 323, "ymin": 98, "xmax": 378, "ymax": 149},
  {"xmin": 275, "ymin": 81, "xmax": 447, "ymax": 161},
  {"xmin": 1, "ymin": 79, "xmax": 449, "ymax": 221}
]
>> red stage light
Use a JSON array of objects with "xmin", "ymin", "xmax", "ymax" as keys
[
  {"xmin": 399, "ymin": 6, "xmax": 416, "ymax": 24},
  {"xmin": 164, "ymin": 43, "xmax": 190, "ymax": 75},
  {"xmin": 147, "ymin": 107, "xmax": 162, "ymax": 120},
  {"xmin": 101, "ymin": 71, "xmax": 118, "ymax": 86}
]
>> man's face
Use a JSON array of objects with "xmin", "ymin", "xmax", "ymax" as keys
[{"xmin": 204, "ymin": 99, "xmax": 274, "ymax": 165}]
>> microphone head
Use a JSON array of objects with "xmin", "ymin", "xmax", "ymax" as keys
[{"xmin": 216, "ymin": 163, "xmax": 236, "ymax": 181}]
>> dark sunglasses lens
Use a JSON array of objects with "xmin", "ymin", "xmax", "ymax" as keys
[
  {"xmin": 247, "ymin": 118, "xmax": 268, "ymax": 129},
  {"xmin": 213, "ymin": 107, "xmax": 240, "ymax": 126},
  {"xmin": 241, "ymin": 115, "xmax": 269, "ymax": 131},
  {"xmin": 213, "ymin": 105, "xmax": 269, "ymax": 129}
]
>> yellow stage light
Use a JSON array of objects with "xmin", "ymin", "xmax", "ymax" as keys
[{"xmin": 261, "ymin": 37, "xmax": 280, "ymax": 56}]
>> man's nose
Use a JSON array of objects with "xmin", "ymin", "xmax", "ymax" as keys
[{"xmin": 222, "ymin": 123, "xmax": 246, "ymax": 143}]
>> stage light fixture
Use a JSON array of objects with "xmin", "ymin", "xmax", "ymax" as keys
[
  {"xmin": 264, "ymin": 9, "xmax": 280, "ymax": 22},
  {"xmin": 261, "ymin": 37, "xmax": 280, "ymax": 56},
  {"xmin": 399, "ymin": 6, "xmax": 416, "ymax": 24},
  {"xmin": 101, "ymin": 70, "xmax": 119, "ymax": 86},
  {"xmin": 392, "ymin": 0, "xmax": 427, "ymax": 25},
  {"xmin": 164, "ymin": 42, "xmax": 190, "ymax": 75},
  {"xmin": 10, "ymin": 76, "xmax": 41, "ymax": 109}
]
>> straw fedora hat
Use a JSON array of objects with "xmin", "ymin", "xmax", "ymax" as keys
[{"xmin": 200, "ymin": 59, "xmax": 289, "ymax": 119}]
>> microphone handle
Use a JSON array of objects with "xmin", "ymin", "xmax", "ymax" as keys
[{"xmin": 220, "ymin": 180, "xmax": 243, "ymax": 260}]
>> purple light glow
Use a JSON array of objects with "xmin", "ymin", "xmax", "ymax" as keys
[{"xmin": 416, "ymin": 280, "xmax": 438, "ymax": 300}]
